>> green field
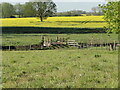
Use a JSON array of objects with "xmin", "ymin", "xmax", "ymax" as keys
[
  {"xmin": 1, "ymin": 15, "xmax": 119, "ymax": 88},
  {"xmin": 2, "ymin": 49, "xmax": 118, "ymax": 88},
  {"xmin": 2, "ymin": 34, "xmax": 118, "ymax": 46}
]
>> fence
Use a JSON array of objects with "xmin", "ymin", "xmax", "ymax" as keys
[{"xmin": 1, "ymin": 36, "xmax": 119, "ymax": 51}]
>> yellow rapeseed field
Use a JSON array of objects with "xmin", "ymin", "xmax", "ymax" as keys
[{"xmin": 0, "ymin": 16, "xmax": 106, "ymax": 28}]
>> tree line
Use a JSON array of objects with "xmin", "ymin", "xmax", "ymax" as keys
[
  {"xmin": 0, "ymin": 1, "xmax": 103, "ymax": 20},
  {"xmin": 57, "ymin": 7, "xmax": 103, "ymax": 16},
  {"xmin": 0, "ymin": 0, "xmax": 57, "ymax": 21}
]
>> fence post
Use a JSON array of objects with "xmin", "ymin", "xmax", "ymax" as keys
[
  {"xmin": 95, "ymin": 44, "xmax": 97, "ymax": 50},
  {"xmin": 9, "ymin": 46, "xmax": 10, "ymax": 51},
  {"xmin": 48, "ymin": 38, "xmax": 50, "ymax": 43},
  {"xmin": 106, "ymin": 43, "xmax": 108, "ymax": 50},
  {"xmin": 113, "ymin": 40, "xmax": 116, "ymax": 50},
  {"xmin": 56, "ymin": 36, "xmax": 59, "ymax": 41},
  {"xmin": 109, "ymin": 43, "xmax": 114, "ymax": 51},
  {"xmin": 30, "ymin": 45, "xmax": 31, "ymax": 50},
  {"xmin": 66, "ymin": 39, "xmax": 68, "ymax": 45},
  {"xmin": 63, "ymin": 38, "xmax": 65, "ymax": 42}
]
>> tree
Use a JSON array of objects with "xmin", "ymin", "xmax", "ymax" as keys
[
  {"xmin": 30, "ymin": 0, "xmax": 57, "ymax": 22},
  {"xmin": 91, "ymin": 7, "xmax": 97, "ymax": 14},
  {"xmin": 91, "ymin": 7, "xmax": 102, "ymax": 16},
  {"xmin": 14, "ymin": 3, "xmax": 23, "ymax": 18},
  {"xmin": 56, "ymin": 10, "xmax": 86, "ymax": 16},
  {"xmin": 22, "ymin": 2, "xmax": 36, "ymax": 17},
  {"xmin": 1, "ymin": 2, "xmax": 15, "ymax": 18},
  {"xmin": 0, "ymin": 4, "xmax": 2, "ymax": 18},
  {"xmin": 99, "ymin": 1, "xmax": 120, "ymax": 33}
]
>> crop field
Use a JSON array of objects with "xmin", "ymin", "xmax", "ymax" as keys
[
  {"xmin": 2, "ymin": 33, "xmax": 118, "ymax": 46},
  {"xmin": 2, "ymin": 49, "xmax": 118, "ymax": 88},
  {"xmin": 0, "ymin": 16, "xmax": 107, "ymax": 28}
]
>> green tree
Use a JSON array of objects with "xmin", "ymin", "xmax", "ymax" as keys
[
  {"xmin": 91, "ymin": 7, "xmax": 102, "ymax": 16},
  {"xmin": 0, "ymin": 4, "xmax": 2, "ymax": 18},
  {"xmin": 99, "ymin": 1, "xmax": 120, "ymax": 33},
  {"xmin": 30, "ymin": 0, "xmax": 57, "ymax": 22},
  {"xmin": 1, "ymin": 2, "xmax": 15, "ymax": 18},
  {"xmin": 14, "ymin": 3, "xmax": 24, "ymax": 18},
  {"xmin": 23, "ymin": 2, "xmax": 36, "ymax": 17}
]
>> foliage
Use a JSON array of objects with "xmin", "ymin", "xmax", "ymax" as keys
[
  {"xmin": 14, "ymin": 3, "xmax": 24, "ymax": 18},
  {"xmin": 91, "ymin": 6, "xmax": 103, "ymax": 16},
  {"xmin": 56, "ymin": 10, "xmax": 86, "ymax": 16},
  {"xmin": 0, "ymin": 0, "xmax": 56, "ymax": 20},
  {"xmin": 0, "ymin": 4, "xmax": 2, "ymax": 18},
  {"xmin": 30, "ymin": 0, "xmax": 57, "ymax": 21},
  {"xmin": 22, "ymin": 2, "xmax": 36, "ymax": 17},
  {"xmin": 1, "ymin": 2, "xmax": 15, "ymax": 18},
  {"xmin": 99, "ymin": 1, "xmax": 120, "ymax": 33}
]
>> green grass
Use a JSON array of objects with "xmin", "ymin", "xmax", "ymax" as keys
[
  {"xmin": 2, "ymin": 49, "xmax": 118, "ymax": 88},
  {"xmin": 2, "ymin": 34, "xmax": 118, "ymax": 46}
]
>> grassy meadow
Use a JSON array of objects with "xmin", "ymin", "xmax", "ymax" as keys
[
  {"xmin": 0, "ymin": 16, "xmax": 107, "ymax": 28},
  {"xmin": 2, "ymin": 49, "xmax": 118, "ymax": 88},
  {"xmin": 2, "ymin": 33, "xmax": 118, "ymax": 46},
  {"xmin": 1, "ymin": 15, "xmax": 119, "ymax": 88}
]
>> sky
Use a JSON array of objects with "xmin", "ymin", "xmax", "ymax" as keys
[
  {"xmin": 0, "ymin": 0, "xmax": 106, "ymax": 2},
  {"xmin": 0, "ymin": 0, "xmax": 106, "ymax": 12}
]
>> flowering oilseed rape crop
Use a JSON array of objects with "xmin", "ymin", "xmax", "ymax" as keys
[{"xmin": 0, "ymin": 16, "xmax": 106, "ymax": 28}]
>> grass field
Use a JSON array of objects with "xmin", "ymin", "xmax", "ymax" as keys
[
  {"xmin": 1, "ymin": 15, "xmax": 118, "ymax": 88},
  {"xmin": 2, "ymin": 34, "xmax": 118, "ymax": 46},
  {"xmin": 2, "ymin": 49, "xmax": 118, "ymax": 88},
  {"xmin": 0, "ymin": 16, "xmax": 107, "ymax": 28}
]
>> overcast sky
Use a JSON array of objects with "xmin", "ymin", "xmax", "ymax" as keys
[
  {"xmin": 0, "ymin": 0, "xmax": 106, "ymax": 3},
  {"xmin": 0, "ymin": 0, "xmax": 106, "ymax": 12}
]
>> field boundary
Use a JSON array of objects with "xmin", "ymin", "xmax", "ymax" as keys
[
  {"xmin": 1, "ymin": 42, "xmax": 119, "ymax": 51},
  {"xmin": 2, "ymin": 27, "xmax": 105, "ymax": 34}
]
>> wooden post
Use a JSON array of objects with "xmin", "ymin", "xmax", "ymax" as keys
[
  {"xmin": 106, "ymin": 43, "xmax": 108, "ymax": 50},
  {"xmin": 91, "ymin": 37, "xmax": 93, "ymax": 49},
  {"xmin": 100, "ymin": 44, "xmax": 102, "ymax": 49},
  {"xmin": 41, "ymin": 36, "xmax": 45, "ymax": 45},
  {"xmin": 74, "ymin": 40, "xmax": 75, "ymax": 47},
  {"xmin": 66, "ymin": 39, "xmax": 68, "ymax": 45},
  {"xmin": 90, "ymin": 43, "xmax": 92, "ymax": 49},
  {"xmin": 60, "ymin": 38, "xmax": 62, "ymax": 42},
  {"xmin": 87, "ymin": 43, "xmax": 89, "ymax": 49},
  {"xmin": 51, "ymin": 39, "xmax": 52, "ymax": 43},
  {"xmin": 56, "ymin": 36, "xmax": 59, "ymax": 41},
  {"xmin": 9, "ymin": 46, "xmax": 10, "ymax": 51},
  {"xmin": 113, "ymin": 40, "xmax": 116, "ymax": 50},
  {"xmin": 109, "ymin": 43, "xmax": 114, "ymax": 51},
  {"xmin": 48, "ymin": 38, "xmax": 50, "ymax": 43},
  {"xmin": 95, "ymin": 44, "xmax": 97, "ymax": 50},
  {"xmin": 41, "ymin": 45, "xmax": 43, "ymax": 50},
  {"xmin": 63, "ymin": 38, "xmax": 65, "ymax": 42},
  {"xmin": 109, "ymin": 44, "xmax": 112, "ymax": 51}
]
